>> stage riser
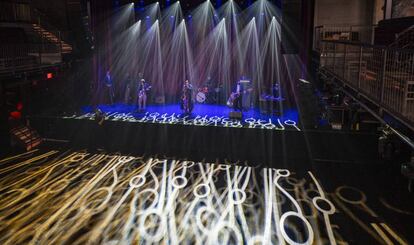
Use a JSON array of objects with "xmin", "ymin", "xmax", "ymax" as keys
[{"xmin": 31, "ymin": 117, "xmax": 381, "ymax": 167}]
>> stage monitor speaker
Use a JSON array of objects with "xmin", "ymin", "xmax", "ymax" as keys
[
  {"xmin": 229, "ymin": 111, "xmax": 243, "ymax": 120},
  {"xmin": 282, "ymin": 0, "xmax": 302, "ymax": 54}
]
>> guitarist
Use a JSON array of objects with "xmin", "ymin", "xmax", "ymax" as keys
[
  {"xmin": 181, "ymin": 80, "xmax": 194, "ymax": 114},
  {"xmin": 234, "ymin": 81, "xmax": 243, "ymax": 111}
]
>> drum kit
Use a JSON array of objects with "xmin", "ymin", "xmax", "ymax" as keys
[
  {"xmin": 196, "ymin": 85, "xmax": 221, "ymax": 104},
  {"xmin": 196, "ymin": 86, "xmax": 209, "ymax": 103}
]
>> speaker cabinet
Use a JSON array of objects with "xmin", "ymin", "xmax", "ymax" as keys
[{"xmin": 229, "ymin": 111, "xmax": 243, "ymax": 120}]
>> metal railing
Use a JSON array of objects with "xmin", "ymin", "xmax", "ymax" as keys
[
  {"xmin": 389, "ymin": 25, "xmax": 414, "ymax": 49},
  {"xmin": 314, "ymin": 25, "xmax": 376, "ymax": 51},
  {"xmin": 0, "ymin": 2, "xmax": 31, "ymax": 22},
  {"xmin": 0, "ymin": 2, "xmax": 69, "ymax": 45},
  {"xmin": 0, "ymin": 44, "xmax": 62, "ymax": 75},
  {"xmin": 320, "ymin": 40, "xmax": 414, "ymax": 127}
]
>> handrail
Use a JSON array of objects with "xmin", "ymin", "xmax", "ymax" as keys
[
  {"xmin": 321, "ymin": 39, "xmax": 414, "ymax": 52},
  {"xmin": 389, "ymin": 25, "xmax": 414, "ymax": 49},
  {"xmin": 314, "ymin": 25, "xmax": 377, "ymax": 51},
  {"xmin": 319, "ymin": 39, "xmax": 414, "ymax": 132},
  {"xmin": 396, "ymin": 25, "xmax": 414, "ymax": 39},
  {"xmin": 335, "ymin": 83, "xmax": 414, "ymax": 150},
  {"xmin": 0, "ymin": 2, "xmax": 69, "ymax": 43},
  {"xmin": 32, "ymin": 8, "xmax": 61, "ymax": 33},
  {"xmin": 317, "ymin": 24, "xmax": 377, "ymax": 28}
]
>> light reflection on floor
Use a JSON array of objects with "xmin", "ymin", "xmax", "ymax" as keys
[
  {"xmin": 76, "ymin": 104, "xmax": 301, "ymax": 131},
  {"xmin": 83, "ymin": 104, "xmax": 299, "ymax": 121},
  {"xmin": 0, "ymin": 150, "xmax": 410, "ymax": 244}
]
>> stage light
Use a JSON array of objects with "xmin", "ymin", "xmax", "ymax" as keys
[{"xmin": 47, "ymin": 73, "xmax": 53, "ymax": 79}]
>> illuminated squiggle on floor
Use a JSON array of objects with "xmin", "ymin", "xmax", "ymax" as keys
[
  {"xmin": 0, "ymin": 151, "xmax": 344, "ymax": 245},
  {"xmin": 64, "ymin": 112, "xmax": 300, "ymax": 131}
]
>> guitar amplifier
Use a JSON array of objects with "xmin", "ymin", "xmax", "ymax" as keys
[{"xmin": 229, "ymin": 111, "xmax": 242, "ymax": 120}]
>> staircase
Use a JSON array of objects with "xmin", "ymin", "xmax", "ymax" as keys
[
  {"xmin": 32, "ymin": 24, "xmax": 72, "ymax": 54},
  {"xmin": 389, "ymin": 25, "xmax": 414, "ymax": 49}
]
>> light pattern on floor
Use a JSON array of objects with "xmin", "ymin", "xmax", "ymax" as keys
[
  {"xmin": 65, "ymin": 111, "xmax": 300, "ymax": 131},
  {"xmin": 1, "ymin": 151, "xmax": 409, "ymax": 244}
]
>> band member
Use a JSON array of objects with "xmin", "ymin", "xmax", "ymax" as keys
[
  {"xmin": 181, "ymin": 79, "xmax": 193, "ymax": 114},
  {"xmin": 234, "ymin": 81, "xmax": 243, "ymax": 111},
  {"xmin": 105, "ymin": 70, "xmax": 115, "ymax": 104},
  {"xmin": 123, "ymin": 73, "xmax": 133, "ymax": 104},
  {"xmin": 137, "ymin": 79, "xmax": 150, "ymax": 111}
]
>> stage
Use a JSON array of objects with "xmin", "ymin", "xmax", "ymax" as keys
[{"xmin": 29, "ymin": 102, "xmax": 380, "ymax": 167}]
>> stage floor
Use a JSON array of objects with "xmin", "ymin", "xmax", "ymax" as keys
[{"xmin": 76, "ymin": 104, "xmax": 301, "ymax": 131}]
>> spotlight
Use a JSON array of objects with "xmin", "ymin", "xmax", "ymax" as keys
[{"xmin": 156, "ymin": 2, "xmax": 159, "ymax": 4}]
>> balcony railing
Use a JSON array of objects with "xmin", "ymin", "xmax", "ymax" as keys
[
  {"xmin": 0, "ymin": 2, "xmax": 69, "ymax": 45},
  {"xmin": 0, "ymin": 2, "xmax": 31, "ymax": 23},
  {"xmin": 319, "ymin": 40, "xmax": 414, "ymax": 128},
  {"xmin": 314, "ymin": 25, "xmax": 376, "ymax": 51},
  {"xmin": 0, "ymin": 44, "xmax": 62, "ymax": 76}
]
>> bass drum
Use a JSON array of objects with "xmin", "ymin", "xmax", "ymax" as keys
[{"xmin": 196, "ymin": 92, "xmax": 206, "ymax": 103}]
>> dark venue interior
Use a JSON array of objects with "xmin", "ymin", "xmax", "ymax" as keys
[{"xmin": 0, "ymin": 0, "xmax": 413, "ymax": 244}]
